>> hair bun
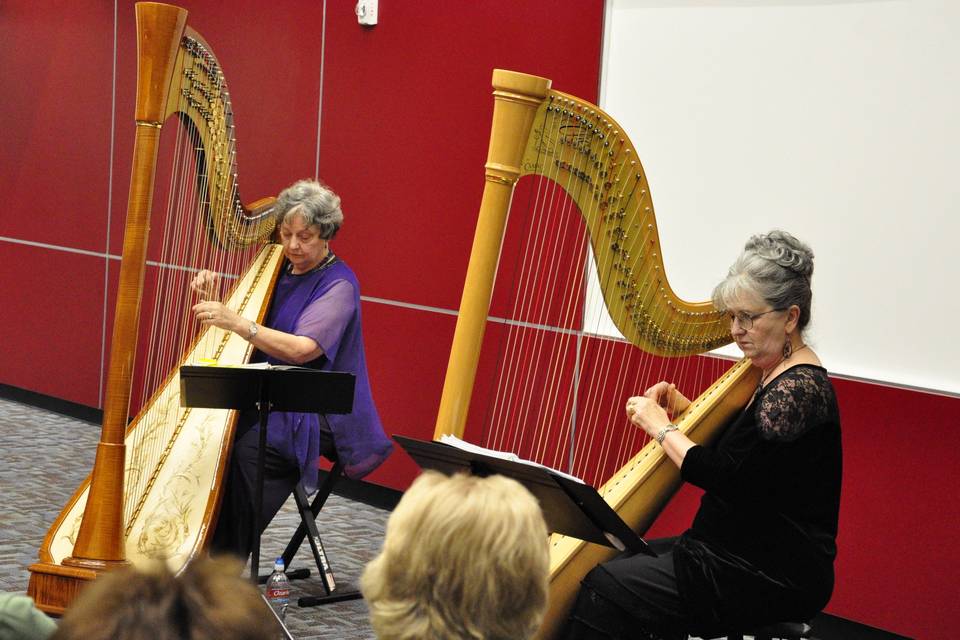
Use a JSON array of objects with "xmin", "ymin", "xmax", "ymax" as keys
[{"xmin": 746, "ymin": 230, "xmax": 814, "ymax": 278}]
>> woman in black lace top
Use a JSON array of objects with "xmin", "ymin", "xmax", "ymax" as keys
[{"xmin": 563, "ymin": 230, "xmax": 842, "ymax": 640}]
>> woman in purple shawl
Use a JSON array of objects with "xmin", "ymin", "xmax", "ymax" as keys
[{"xmin": 191, "ymin": 179, "xmax": 393, "ymax": 559}]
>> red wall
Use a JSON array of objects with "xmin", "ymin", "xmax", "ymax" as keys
[
  {"xmin": 1, "ymin": 3, "xmax": 956, "ymax": 639},
  {"xmin": 313, "ymin": 1, "xmax": 606, "ymax": 490}
]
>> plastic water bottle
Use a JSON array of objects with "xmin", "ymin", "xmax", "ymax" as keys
[{"xmin": 265, "ymin": 557, "xmax": 291, "ymax": 623}]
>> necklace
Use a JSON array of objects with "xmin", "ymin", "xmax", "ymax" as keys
[
  {"xmin": 288, "ymin": 251, "xmax": 337, "ymax": 276},
  {"xmin": 757, "ymin": 343, "xmax": 810, "ymax": 392}
]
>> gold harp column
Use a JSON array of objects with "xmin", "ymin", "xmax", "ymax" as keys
[
  {"xmin": 63, "ymin": 2, "xmax": 188, "ymax": 570},
  {"xmin": 433, "ymin": 70, "xmax": 551, "ymax": 440}
]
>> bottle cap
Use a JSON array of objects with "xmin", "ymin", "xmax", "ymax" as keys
[{"xmin": 274, "ymin": 557, "xmax": 284, "ymax": 571}]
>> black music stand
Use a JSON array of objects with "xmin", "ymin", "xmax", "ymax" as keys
[
  {"xmin": 393, "ymin": 435, "xmax": 653, "ymax": 555},
  {"xmin": 179, "ymin": 364, "xmax": 355, "ymax": 587}
]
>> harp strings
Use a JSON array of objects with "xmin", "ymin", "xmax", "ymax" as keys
[
  {"xmin": 122, "ymin": 34, "xmax": 260, "ymax": 531},
  {"xmin": 544, "ymin": 102, "xmax": 607, "ymax": 471},
  {"xmin": 482, "ymin": 95, "xmax": 729, "ymax": 490},
  {"xmin": 573, "ymin": 121, "xmax": 646, "ymax": 481},
  {"xmin": 485, "ymin": 102, "xmax": 584, "ymax": 467},
  {"xmin": 124, "ymin": 53, "xmax": 201, "ymax": 529}
]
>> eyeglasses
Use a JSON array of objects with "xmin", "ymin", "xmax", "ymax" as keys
[{"xmin": 727, "ymin": 308, "xmax": 786, "ymax": 330}]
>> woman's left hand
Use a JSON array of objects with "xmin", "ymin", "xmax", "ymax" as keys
[
  {"xmin": 192, "ymin": 301, "xmax": 242, "ymax": 334},
  {"xmin": 625, "ymin": 395, "xmax": 671, "ymax": 439}
]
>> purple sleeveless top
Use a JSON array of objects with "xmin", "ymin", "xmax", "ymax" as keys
[{"xmin": 252, "ymin": 257, "xmax": 392, "ymax": 491}]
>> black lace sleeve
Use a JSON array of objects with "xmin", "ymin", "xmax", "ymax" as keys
[{"xmin": 756, "ymin": 366, "xmax": 834, "ymax": 442}]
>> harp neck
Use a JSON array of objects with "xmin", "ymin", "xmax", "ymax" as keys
[
  {"xmin": 434, "ymin": 69, "xmax": 732, "ymax": 440},
  {"xmin": 167, "ymin": 29, "xmax": 277, "ymax": 248},
  {"xmin": 518, "ymin": 89, "xmax": 729, "ymax": 356}
]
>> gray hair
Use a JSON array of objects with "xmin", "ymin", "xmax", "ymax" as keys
[
  {"xmin": 274, "ymin": 179, "xmax": 343, "ymax": 240},
  {"xmin": 712, "ymin": 230, "xmax": 815, "ymax": 332}
]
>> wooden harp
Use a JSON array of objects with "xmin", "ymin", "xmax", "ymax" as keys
[
  {"xmin": 432, "ymin": 70, "xmax": 761, "ymax": 638},
  {"xmin": 28, "ymin": 2, "xmax": 282, "ymax": 613}
]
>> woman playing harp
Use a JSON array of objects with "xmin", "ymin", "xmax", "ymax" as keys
[
  {"xmin": 26, "ymin": 3, "xmax": 384, "ymax": 612},
  {"xmin": 432, "ymin": 70, "xmax": 824, "ymax": 639},
  {"xmin": 564, "ymin": 231, "xmax": 842, "ymax": 639},
  {"xmin": 191, "ymin": 179, "xmax": 392, "ymax": 559}
]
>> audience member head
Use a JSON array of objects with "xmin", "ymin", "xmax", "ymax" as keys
[
  {"xmin": 52, "ymin": 556, "xmax": 277, "ymax": 640},
  {"xmin": 361, "ymin": 471, "xmax": 550, "ymax": 640}
]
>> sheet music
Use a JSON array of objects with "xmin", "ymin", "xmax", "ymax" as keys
[
  {"xmin": 188, "ymin": 360, "xmax": 312, "ymax": 371},
  {"xmin": 438, "ymin": 435, "xmax": 584, "ymax": 484}
]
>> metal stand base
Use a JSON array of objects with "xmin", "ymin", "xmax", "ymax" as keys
[{"xmin": 297, "ymin": 590, "xmax": 364, "ymax": 607}]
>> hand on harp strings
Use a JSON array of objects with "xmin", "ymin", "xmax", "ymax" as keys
[
  {"xmin": 644, "ymin": 381, "xmax": 692, "ymax": 417},
  {"xmin": 190, "ymin": 269, "xmax": 220, "ymax": 300},
  {"xmin": 624, "ymin": 382, "xmax": 692, "ymax": 439},
  {"xmin": 190, "ymin": 270, "xmax": 241, "ymax": 334},
  {"xmin": 192, "ymin": 300, "xmax": 243, "ymax": 334},
  {"xmin": 624, "ymin": 394, "xmax": 669, "ymax": 439}
]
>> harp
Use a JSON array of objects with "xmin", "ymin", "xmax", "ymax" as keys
[
  {"xmin": 432, "ymin": 70, "xmax": 762, "ymax": 638},
  {"xmin": 28, "ymin": 2, "xmax": 282, "ymax": 613}
]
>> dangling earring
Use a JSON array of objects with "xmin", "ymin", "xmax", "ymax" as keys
[{"xmin": 783, "ymin": 337, "xmax": 793, "ymax": 359}]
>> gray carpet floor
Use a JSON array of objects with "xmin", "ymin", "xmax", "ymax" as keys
[{"xmin": 0, "ymin": 396, "xmax": 386, "ymax": 639}]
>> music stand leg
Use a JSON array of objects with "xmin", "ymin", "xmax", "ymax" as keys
[
  {"xmin": 260, "ymin": 593, "xmax": 295, "ymax": 640},
  {"xmin": 251, "ymin": 383, "xmax": 270, "ymax": 585},
  {"xmin": 297, "ymin": 590, "xmax": 363, "ymax": 607}
]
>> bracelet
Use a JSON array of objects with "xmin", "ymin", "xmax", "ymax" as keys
[{"xmin": 655, "ymin": 424, "xmax": 679, "ymax": 445}]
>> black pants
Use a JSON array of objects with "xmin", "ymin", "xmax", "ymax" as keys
[
  {"xmin": 210, "ymin": 411, "xmax": 337, "ymax": 560},
  {"xmin": 562, "ymin": 538, "xmax": 688, "ymax": 640}
]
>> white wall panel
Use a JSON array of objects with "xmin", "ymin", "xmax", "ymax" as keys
[{"xmin": 593, "ymin": 0, "xmax": 959, "ymax": 394}]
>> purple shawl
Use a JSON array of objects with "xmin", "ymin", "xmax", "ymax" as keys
[{"xmin": 253, "ymin": 258, "xmax": 392, "ymax": 492}]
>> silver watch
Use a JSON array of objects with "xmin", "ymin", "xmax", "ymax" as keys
[
  {"xmin": 655, "ymin": 424, "xmax": 679, "ymax": 445},
  {"xmin": 247, "ymin": 321, "xmax": 258, "ymax": 340}
]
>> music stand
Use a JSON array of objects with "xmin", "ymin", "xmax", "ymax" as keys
[
  {"xmin": 180, "ymin": 364, "xmax": 355, "ymax": 586},
  {"xmin": 393, "ymin": 435, "xmax": 653, "ymax": 555}
]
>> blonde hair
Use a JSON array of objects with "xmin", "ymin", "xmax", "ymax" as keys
[{"xmin": 361, "ymin": 471, "xmax": 550, "ymax": 640}]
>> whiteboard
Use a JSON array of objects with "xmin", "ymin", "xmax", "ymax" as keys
[{"xmin": 590, "ymin": 0, "xmax": 959, "ymax": 395}]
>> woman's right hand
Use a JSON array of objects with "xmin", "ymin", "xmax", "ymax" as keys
[
  {"xmin": 644, "ymin": 381, "xmax": 691, "ymax": 416},
  {"xmin": 190, "ymin": 270, "xmax": 219, "ymax": 299}
]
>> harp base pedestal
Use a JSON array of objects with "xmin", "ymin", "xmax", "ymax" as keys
[{"xmin": 27, "ymin": 560, "xmax": 107, "ymax": 616}]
